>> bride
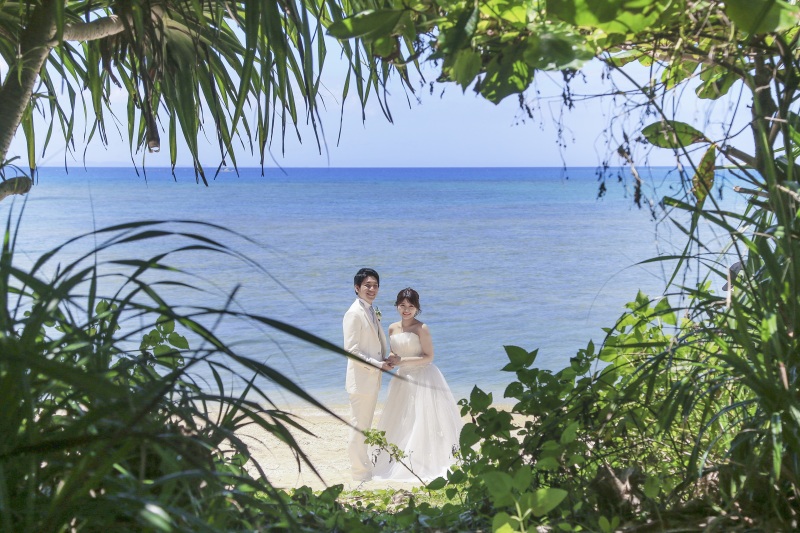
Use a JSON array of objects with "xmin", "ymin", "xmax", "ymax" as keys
[{"xmin": 371, "ymin": 287, "xmax": 463, "ymax": 482}]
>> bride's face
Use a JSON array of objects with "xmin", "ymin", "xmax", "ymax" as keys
[{"xmin": 397, "ymin": 300, "xmax": 417, "ymax": 320}]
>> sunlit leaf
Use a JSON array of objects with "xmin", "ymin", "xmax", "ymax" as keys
[
  {"xmin": 492, "ymin": 512, "xmax": 516, "ymax": 533},
  {"xmin": 483, "ymin": 471, "xmax": 514, "ymax": 506},
  {"xmin": 547, "ymin": 0, "xmax": 663, "ymax": 34},
  {"xmin": 168, "ymin": 332, "xmax": 190, "ymax": 349},
  {"xmin": 139, "ymin": 503, "xmax": 172, "ymax": 531},
  {"xmin": 696, "ymin": 66, "xmax": 738, "ymax": 100},
  {"xmin": 643, "ymin": 476, "xmax": 661, "ymax": 499},
  {"xmin": 327, "ymin": 10, "xmax": 404, "ymax": 40},
  {"xmin": 512, "ymin": 465, "xmax": 533, "ymax": 491},
  {"xmin": 661, "ymin": 60, "xmax": 698, "ymax": 90},
  {"xmin": 642, "ymin": 120, "xmax": 706, "ymax": 149},
  {"xmin": 536, "ymin": 456, "xmax": 560, "ymax": 470},
  {"xmin": 530, "ymin": 487, "xmax": 568, "ymax": 516},
  {"xmin": 692, "ymin": 145, "xmax": 716, "ymax": 205},
  {"xmin": 653, "ymin": 297, "xmax": 677, "ymax": 326}
]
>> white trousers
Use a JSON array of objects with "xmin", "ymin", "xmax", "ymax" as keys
[{"xmin": 348, "ymin": 388, "xmax": 379, "ymax": 481}]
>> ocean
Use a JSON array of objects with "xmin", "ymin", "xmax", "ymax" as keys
[{"xmin": 7, "ymin": 166, "xmax": 737, "ymax": 407}]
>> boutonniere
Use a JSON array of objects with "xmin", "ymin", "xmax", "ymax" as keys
[{"xmin": 374, "ymin": 307, "xmax": 382, "ymax": 321}]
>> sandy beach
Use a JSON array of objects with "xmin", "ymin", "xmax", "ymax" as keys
[{"xmin": 236, "ymin": 403, "xmax": 451, "ymax": 492}]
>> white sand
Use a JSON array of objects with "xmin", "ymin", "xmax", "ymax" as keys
[
  {"xmin": 234, "ymin": 404, "xmax": 433, "ymax": 492},
  {"xmin": 229, "ymin": 401, "xmax": 524, "ymax": 492}
]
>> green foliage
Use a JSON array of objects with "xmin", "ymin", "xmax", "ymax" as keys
[
  {"xmin": 6, "ymin": 0, "xmax": 800, "ymax": 530},
  {"xmin": 327, "ymin": 10, "xmax": 406, "ymax": 40},
  {"xmin": 364, "ymin": 429, "xmax": 429, "ymax": 485},
  {"xmin": 641, "ymin": 120, "xmax": 707, "ymax": 150},
  {"xmin": 432, "ymin": 260, "xmax": 799, "ymax": 529},
  {"xmin": 0, "ymin": 215, "xmax": 355, "ymax": 531},
  {"xmin": 724, "ymin": 0, "xmax": 800, "ymax": 35},
  {"xmin": 547, "ymin": 0, "xmax": 667, "ymax": 35},
  {"xmin": 691, "ymin": 146, "xmax": 715, "ymax": 205},
  {"xmin": 0, "ymin": 1, "xmax": 396, "ymax": 178}
]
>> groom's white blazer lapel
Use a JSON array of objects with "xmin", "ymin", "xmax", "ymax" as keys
[
  {"xmin": 359, "ymin": 300, "xmax": 386, "ymax": 357},
  {"xmin": 375, "ymin": 311, "xmax": 387, "ymax": 358}
]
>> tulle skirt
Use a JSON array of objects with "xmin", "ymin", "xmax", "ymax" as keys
[{"xmin": 371, "ymin": 364, "xmax": 463, "ymax": 482}]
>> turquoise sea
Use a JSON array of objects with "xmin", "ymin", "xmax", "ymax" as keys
[{"xmin": 8, "ymin": 166, "xmax": 732, "ymax": 407}]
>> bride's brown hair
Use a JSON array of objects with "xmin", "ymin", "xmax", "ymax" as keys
[{"xmin": 395, "ymin": 287, "xmax": 421, "ymax": 315}]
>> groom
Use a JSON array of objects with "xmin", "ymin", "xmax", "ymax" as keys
[{"xmin": 343, "ymin": 268, "xmax": 398, "ymax": 481}]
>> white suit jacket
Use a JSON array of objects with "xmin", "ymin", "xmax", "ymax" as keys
[{"xmin": 343, "ymin": 298, "xmax": 388, "ymax": 394}]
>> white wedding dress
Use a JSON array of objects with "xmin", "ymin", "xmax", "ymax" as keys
[{"xmin": 371, "ymin": 332, "xmax": 463, "ymax": 482}]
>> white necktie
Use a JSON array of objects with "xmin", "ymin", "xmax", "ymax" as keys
[{"xmin": 368, "ymin": 306, "xmax": 378, "ymax": 327}]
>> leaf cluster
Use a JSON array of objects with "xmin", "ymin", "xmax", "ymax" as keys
[
  {"xmin": 0, "ymin": 1, "xmax": 394, "ymax": 179},
  {"xmin": 0, "ymin": 213, "xmax": 362, "ymax": 531}
]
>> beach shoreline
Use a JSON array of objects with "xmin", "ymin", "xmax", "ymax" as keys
[
  {"xmin": 230, "ymin": 402, "xmax": 500, "ymax": 492},
  {"xmin": 233, "ymin": 403, "xmax": 419, "ymax": 491}
]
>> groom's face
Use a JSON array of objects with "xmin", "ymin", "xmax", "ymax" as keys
[{"xmin": 355, "ymin": 276, "xmax": 379, "ymax": 304}]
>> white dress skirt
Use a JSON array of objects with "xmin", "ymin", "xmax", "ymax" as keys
[{"xmin": 371, "ymin": 332, "xmax": 463, "ymax": 482}]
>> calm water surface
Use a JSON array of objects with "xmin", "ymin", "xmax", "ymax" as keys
[{"xmin": 8, "ymin": 166, "xmax": 736, "ymax": 407}]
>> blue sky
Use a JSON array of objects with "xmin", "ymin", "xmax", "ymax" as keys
[{"xmin": 7, "ymin": 56, "xmax": 752, "ymax": 169}]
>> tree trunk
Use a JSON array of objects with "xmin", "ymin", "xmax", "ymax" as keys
[{"xmin": 0, "ymin": 1, "xmax": 58, "ymax": 171}]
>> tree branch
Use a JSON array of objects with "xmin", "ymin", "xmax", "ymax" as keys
[
  {"xmin": 0, "ymin": 177, "xmax": 33, "ymax": 201},
  {"xmin": 60, "ymin": 16, "xmax": 125, "ymax": 43},
  {"xmin": 722, "ymin": 145, "xmax": 758, "ymax": 168}
]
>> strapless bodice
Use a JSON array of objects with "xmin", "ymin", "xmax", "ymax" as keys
[
  {"xmin": 389, "ymin": 331, "xmax": 423, "ymax": 358},
  {"xmin": 373, "ymin": 331, "xmax": 462, "ymax": 483}
]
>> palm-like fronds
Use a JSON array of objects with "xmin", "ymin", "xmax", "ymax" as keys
[
  {"xmin": 0, "ymin": 1, "xmax": 396, "ymax": 179},
  {"xmin": 0, "ymin": 210, "xmax": 348, "ymax": 531}
]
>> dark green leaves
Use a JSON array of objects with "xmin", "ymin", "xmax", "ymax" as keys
[
  {"xmin": 470, "ymin": 385, "xmax": 493, "ymax": 411},
  {"xmin": 485, "ymin": 469, "xmax": 568, "ymax": 522},
  {"xmin": 0, "ymin": 219, "xmax": 357, "ymax": 531},
  {"xmin": 447, "ymin": 5, "xmax": 480, "ymax": 51},
  {"xmin": 451, "ymin": 50, "xmax": 483, "ymax": 89},
  {"xmin": 724, "ymin": 0, "xmax": 800, "ymax": 35},
  {"xmin": 696, "ymin": 66, "xmax": 738, "ymax": 100},
  {"xmin": 502, "ymin": 345, "xmax": 537, "ymax": 371},
  {"xmin": 480, "ymin": 42, "xmax": 534, "ymax": 103}
]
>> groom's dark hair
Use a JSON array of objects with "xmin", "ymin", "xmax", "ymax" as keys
[{"xmin": 354, "ymin": 268, "xmax": 379, "ymax": 293}]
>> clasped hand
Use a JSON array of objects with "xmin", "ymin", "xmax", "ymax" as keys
[{"xmin": 382, "ymin": 353, "xmax": 401, "ymax": 370}]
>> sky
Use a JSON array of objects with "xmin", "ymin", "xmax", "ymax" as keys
[{"xmin": 6, "ymin": 48, "xmax": 753, "ymax": 170}]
